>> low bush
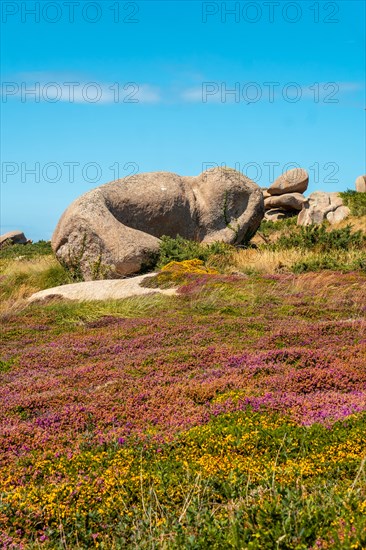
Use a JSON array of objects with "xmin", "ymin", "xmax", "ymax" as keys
[
  {"xmin": 292, "ymin": 251, "xmax": 366, "ymax": 273},
  {"xmin": 258, "ymin": 216, "xmax": 297, "ymax": 238},
  {"xmin": 340, "ymin": 190, "xmax": 366, "ymax": 217},
  {"xmin": 143, "ymin": 259, "xmax": 219, "ymax": 289},
  {"xmin": 274, "ymin": 224, "xmax": 365, "ymax": 252},
  {"xmin": 161, "ymin": 259, "xmax": 218, "ymax": 275},
  {"xmin": 157, "ymin": 235, "xmax": 234, "ymax": 268},
  {"xmin": 0, "ymin": 240, "xmax": 52, "ymax": 260}
]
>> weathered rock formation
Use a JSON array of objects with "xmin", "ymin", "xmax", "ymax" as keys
[
  {"xmin": 52, "ymin": 167, "xmax": 264, "ymax": 280},
  {"xmin": 262, "ymin": 168, "xmax": 309, "ymax": 220},
  {"xmin": 297, "ymin": 192, "xmax": 350, "ymax": 226}
]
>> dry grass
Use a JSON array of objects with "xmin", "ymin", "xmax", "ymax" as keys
[
  {"xmin": 231, "ymin": 248, "xmax": 303, "ymax": 273},
  {"xmin": 231, "ymin": 248, "xmax": 364, "ymax": 274},
  {"xmin": 0, "ymin": 254, "xmax": 56, "ymax": 276},
  {"xmin": 290, "ymin": 271, "xmax": 366, "ymax": 317},
  {"xmin": 331, "ymin": 215, "xmax": 366, "ymax": 232},
  {"xmin": 0, "ymin": 255, "xmax": 71, "ymax": 318},
  {"xmin": 231, "ymin": 215, "xmax": 366, "ymax": 275}
]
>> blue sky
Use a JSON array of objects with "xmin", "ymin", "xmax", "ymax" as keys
[{"xmin": 1, "ymin": 0, "xmax": 365, "ymax": 240}]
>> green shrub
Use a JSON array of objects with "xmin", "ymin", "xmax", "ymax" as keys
[
  {"xmin": 292, "ymin": 251, "xmax": 366, "ymax": 273},
  {"xmin": 0, "ymin": 240, "xmax": 52, "ymax": 260},
  {"xmin": 258, "ymin": 216, "xmax": 297, "ymax": 237},
  {"xmin": 157, "ymin": 235, "xmax": 234, "ymax": 268},
  {"xmin": 339, "ymin": 190, "xmax": 366, "ymax": 217},
  {"xmin": 275, "ymin": 224, "xmax": 365, "ymax": 252},
  {"xmin": 0, "ymin": 357, "xmax": 16, "ymax": 373}
]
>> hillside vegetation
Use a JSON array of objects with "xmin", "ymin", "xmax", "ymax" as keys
[
  {"xmin": 0, "ymin": 213, "xmax": 365, "ymax": 549},
  {"xmin": 1, "ymin": 215, "xmax": 365, "ymax": 318}
]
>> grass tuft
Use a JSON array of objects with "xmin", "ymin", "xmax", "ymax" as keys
[{"xmin": 0, "ymin": 255, "xmax": 72, "ymax": 317}]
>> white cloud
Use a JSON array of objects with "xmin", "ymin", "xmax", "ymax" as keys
[
  {"xmin": 1, "ymin": 73, "xmax": 363, "ymax": 106},
  {"xmin": 179, "ymin": 81, "xmax": 364, "ymax": 104},
  {"xmin": 1, "ymin": 72, "xmax": 162, "ymax": 104}
]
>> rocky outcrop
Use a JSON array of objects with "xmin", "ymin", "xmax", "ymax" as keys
[
  {"xmin": 297, "ymin": 192, "xmax": 349, "ymax": 226},
  {"xmin": 355, "ymin": 175, "xmax": 366, "ymax": 193},
  {"xmin": 52, "ymin": 167, "xmax": 264, "ymax": 280},
  {"xmin": 0, "ymin": 230, "xmax": 30, "ymax": 248},
  {"xmin": 262, "ymin": 168, "xmax": 309, "ymax": 222},
  {"xmin": 28, "ymin": 274, "xmax": 176, "ymax": 302},
  {"xmin": 268, "ymin": 168, "xmax": 309, "ymax": 196}
]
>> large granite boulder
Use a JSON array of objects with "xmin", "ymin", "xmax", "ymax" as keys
[
  {"xmin": 264, "ymin": 192, "xmax": 307, "ymax": 211},
  {"xmin": 52, "ymin": 167, "xmax": 264, "ymax": 280},
  {"xmin": 268, "ymin": 168, "xmax": 309, "ymax": 196},
  {"xmin": 298, "ymin": 192, "xmax": 349, "ymax": 226},
  {"xmin": 355, "ymin": 175, "xmax": 366, "ymax": 193},
  {"xmin": 0, "ymin": 230, "xmax": 29, "ymax": 248}
]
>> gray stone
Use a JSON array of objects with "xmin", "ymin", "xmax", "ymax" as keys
[
  {"xmin": 268, "ymin": 168, "xmax": 309, "ymax": 195},
  {"xmin": 264, "ymin": 193, "xmax": 307, "ymax": 211},
  {"xmin": 355, "ymin": 175, "xmax": 366, "ymax": 193},
  {"xmin": 264, "ymin": 209, "xmax": 292, "ymax": 221},
  {"xmin": 326, "ymin": 206, "xmax": 351, "ymax": 224},
  {"xmin": 52, "ymin": 167, "xmax": 264, "ymax": 280},
  {"xmin": 0, "ymin": 230, "xmax": 29, "ymax": 248}
]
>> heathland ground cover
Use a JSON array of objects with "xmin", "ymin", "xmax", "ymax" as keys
[{"xmin": 0, "ymin": 214, "xmax": 365, "ymax": 548}]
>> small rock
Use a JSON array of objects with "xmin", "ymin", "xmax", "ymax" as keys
[
  {"xmin": 326, "ymin": 206, "xmax": 351, "ymax": 224},
  {"xmin": 268, "ymin": 168, "xmax": 309, "ymax": 195},
  {"xmin": 265, "ymin": 193, "xmax": 307, "ymax": 211},
  {"xmin": 0, "ymin": 230, "xmax": 29, "ymax": 248},
  {"xmin": 264, "ymin": 209, "xmax": 292, "ymax": 221},
  {"xmin": 355, "ymin": 175, "xmax": 366, "ymax": 193}
]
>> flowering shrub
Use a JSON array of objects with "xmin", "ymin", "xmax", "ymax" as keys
[
  {"xmin": 157, "ymin": 235, "xmax": 234, "ymax": 268},
  {"xmin": 161, "ymin": 259, "xmax": 218, "ymax": 274},
  {"xmin": 143, "ymin": 258, "xmax": 218, "ymax": 288}
]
